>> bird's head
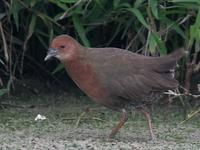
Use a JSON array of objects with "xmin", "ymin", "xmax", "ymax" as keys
[{"xmin": 44, "ymin": 35, "xmax": 81, "ymax": 61}]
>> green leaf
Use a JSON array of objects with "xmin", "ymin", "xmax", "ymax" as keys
[
  {"xmin": 190, "ymin": 25, "xmax": 200, "ymax": 44},
  {"xmin": 189, "ymin": 7, "xmax": 200, "ymax": 46},
  {"xmin": 37, "ymin": 13, "xmax": 52, "ymax": 28},
  {"xmin": 171, "ymin": 24, "xmax": 187, "ymax": 40},
  {"xmin": 94, "ymin": 0, "xmax": 106, "ymax": 11},
  {"xmin": 129, "ymin": 8, "xmax": 149, "ymax": 29},
  {"xmin": 58, "ymin": 0, "xmax": 77, "ymax": 3},
  {"xmin": 174, "ymin": 3, "xmax": 199, "ymax": 10},
  {"xmin": 195, "ymin": 7, "xmax": 200, "ymax": 27},
  {"xmin": 49, "ymin": 0, "xmax": 69, "ymax": 10},
  {"xmin": 117, "ymin": 3, "xmax": 131, "ymax": 9},
  {"xmin": 134, "ymin": 0, "xmax": 145, "ymax": 8},
  {"xmin": 28, "ymin": 14, "xmax": 37, "ymax": 36},
  {"xmin": 152, "ymin": 32, "xmax": 167, "ymax": 55},
  {"xmin": 189, "ymin": 25, "xmax": 195, "ymax": 46},
  {"xmin": 150, "ymin": 0, "xmax": 159, "ymax": 19},
  {"xmin": 149, "ymin": 32, "xmax": 157, "ymax": 53},
  {"xmin": 30, "ymin": 0, "xmax": 37, "ymax": 8},
  {"xmin": 10, "ymin": 0, "xmax": 22, "ymax": 31},
  {"xmin": 85, "ymin": 3, "xmax": 106, "ymax": 23},
  {"xmin": 37, "ymin": 13, "xmax": 61, "ymax": 27},
  {"xmin": 49, "ymin": 29, "xmax": 54, "ymax": 44},
  {"xmin": 72, "ymin": 15, "xmax": 90, "ymax": 47},
  {"xmin": 161, "ymin": 16, "xmax": 187, "ymax": 40},
  {"xmin": 159, "ymin": 14, "xmax": 188, "ymax": 40},
  {"xmin": 113, "ymin": 0, "xmax": 121, "ymax": 9}
]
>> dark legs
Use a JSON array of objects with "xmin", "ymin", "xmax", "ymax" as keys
[
  {"xmin": 138, "ymin": 109, "xmax": 155, "ymax": 140},
  {"xmin": 109, "ymin": 109, "xmax": 128, "ymax": 139}
]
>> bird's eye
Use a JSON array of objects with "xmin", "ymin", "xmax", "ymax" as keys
[{"xmin": 60, "ymin": 45, "xmax": 65, "ymax": 49}]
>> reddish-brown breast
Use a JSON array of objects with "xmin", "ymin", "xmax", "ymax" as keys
[{"xmin": 63, "ymin": 55, "xmax": 109, "ymax": 106}]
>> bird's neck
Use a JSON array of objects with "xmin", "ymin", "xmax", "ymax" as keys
[{"xmin": 62, "ymin": 48, "xmax": 85, "ymax": 71}]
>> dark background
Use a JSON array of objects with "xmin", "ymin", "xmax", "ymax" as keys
[{"xmin": 0, "ymin": 0, "xmax": 200, "ymax": 101}]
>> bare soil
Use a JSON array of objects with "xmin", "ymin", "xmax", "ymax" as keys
[{"xmin": 0, "ymin": 92, "xmax": 200, "ymax": 150}]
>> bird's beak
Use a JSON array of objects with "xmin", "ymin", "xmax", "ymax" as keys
[{"xmin": 44, "ymin": 48, "xmax": 58, "ymax": 61}]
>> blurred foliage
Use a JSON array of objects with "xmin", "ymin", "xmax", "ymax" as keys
[{"xmin": 0, "ymin": 0, "xmax": 200, "ymax": 96}]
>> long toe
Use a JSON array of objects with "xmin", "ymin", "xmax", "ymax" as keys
[{"xmin": 150, "ymin": 134, "xmax": 156, "ymax": 141}]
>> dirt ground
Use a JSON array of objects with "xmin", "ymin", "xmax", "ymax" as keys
[{"xmin": 0, "ymin": 92, "xmax": 200, "ymax": 150}]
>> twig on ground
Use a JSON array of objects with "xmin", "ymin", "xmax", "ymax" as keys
[
  {"xmin": 180, "ymin": 108, "xmax": 200, "ymax": 124},
  {"xmin": 164, "ymin": 88, "xmax": 200, "ymax": 99}
]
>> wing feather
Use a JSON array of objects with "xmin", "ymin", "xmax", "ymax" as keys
[{"xmin": 84, "ymin": 47, "xmax": 181, "ymax": 103}]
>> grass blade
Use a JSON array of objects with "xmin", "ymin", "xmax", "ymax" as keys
[
  {"xmin": 72, "ymin": 15, "xmax": 90, "ymax": 47},
  {"xmin": 150, "ymin": 0, "xmax": 159, "ymax": 19},
  {"xmin": 129, "ymin": 8, "xmax": 149, "ymax": 29}
]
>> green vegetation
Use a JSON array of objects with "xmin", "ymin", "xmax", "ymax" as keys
[{"xmin": 0, "ymin": 0, "xmax": 200, "ymax": 85}]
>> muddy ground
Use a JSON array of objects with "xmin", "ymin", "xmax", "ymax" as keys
[{"xmin": 0, "ymin": 92, "xmax": 200, "ymax": 150}]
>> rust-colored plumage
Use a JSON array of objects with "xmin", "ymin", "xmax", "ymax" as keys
[{"xmin": 45, "ymin": 35, "xmax": 184, "ymax": 140}]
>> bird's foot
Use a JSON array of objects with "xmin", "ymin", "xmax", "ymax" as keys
[
  {"xmin": 106, "ymin": 133, "xmax": 117, "ymax": 142},
  {"xmin": 149, "ymin": 129, "xmax": 156, "ymax": 141},
  {"xmin": 106, "ymin": 138, "xmax": 115, "ymax": 142},
  {"xmin": 150, "ymin": 134, "xmax": 156, "ymax": 141},
  {"xmin": 106, "ymin": 136, "xmax": 117, "ymax": 142}
]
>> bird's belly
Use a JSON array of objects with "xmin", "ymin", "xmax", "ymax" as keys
[
  {"xmin": 73, "ymin": 76, "xmax": 106, "ymax": 100},
  {"xmin": 65, "ymin": 62, "xmax": 109, "ymax": 105}
]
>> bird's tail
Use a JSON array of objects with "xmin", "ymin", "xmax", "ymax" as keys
[
  {"xmin": 165, "ymin": 47, "xmax": 185, "ymax": 61},
  {"xmin": 152, "ymin": 48, "xmax": 185, "ymax": 89},
  {"xmin": 157, "ymin": 48, "xmax": 185, "ymax": 72}
]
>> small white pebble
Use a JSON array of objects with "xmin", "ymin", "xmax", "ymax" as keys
[{"xmin": 35, "ymin": 114, "xmax": 46, "ymax": 121}]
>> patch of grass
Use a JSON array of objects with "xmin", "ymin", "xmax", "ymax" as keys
[
  {"xmin": 0, "ymin": 92, "xmax": 200, "ymax": 148},
  {"xmin": 64, "ymin": 143, "xmax": 82, "ymax": 149},
  {"xmin": 168, "ymin": 133, "xmax": 184, "ymax": 141}
]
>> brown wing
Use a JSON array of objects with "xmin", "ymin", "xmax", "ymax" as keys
[{"xmin": 84, "ymin": 47, "xmax": 183, "ymax": 103}]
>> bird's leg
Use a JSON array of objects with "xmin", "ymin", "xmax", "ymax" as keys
[
  {"xmin": 138, "ymin": 109, "xmax": 155, "ymax": 140},
  {"xmin": 108, "ymin": 109, "xmax": 128, "ymax": 139}
]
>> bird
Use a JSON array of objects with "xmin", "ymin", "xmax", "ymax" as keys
[{"xmin": 44, "ymin": 34, "xmax": 184, "ymax": 140}]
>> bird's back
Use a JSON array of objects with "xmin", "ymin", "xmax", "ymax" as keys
[{"xmin": 79, "ymin": 47, "xmax": 184, "ymax": 110}]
